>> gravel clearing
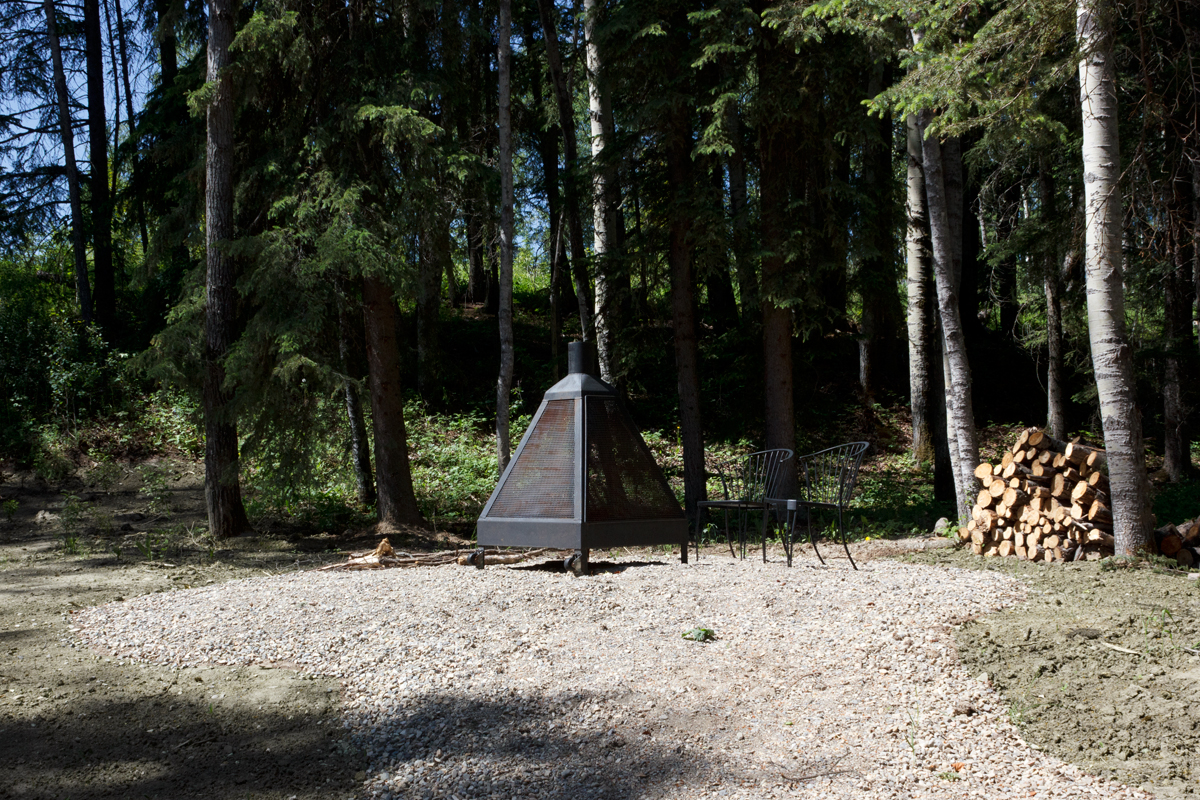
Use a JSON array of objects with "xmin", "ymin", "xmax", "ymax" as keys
[{"xmin": 75, "ymin": 553, "xmax": 1155, "ymax": 800}]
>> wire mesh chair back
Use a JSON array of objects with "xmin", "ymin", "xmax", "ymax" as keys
[
  {"xmin": 715, "ymin": 449, "xmax": 794, "ymax": 504},
  {"xmin": 796, "ymin": 442, "xmax": 869, "ymax": 508}
]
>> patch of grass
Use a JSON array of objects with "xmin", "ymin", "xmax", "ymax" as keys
[{"xmin": 2, "ymin": 498, "xmax": 17, "ymax": 521}]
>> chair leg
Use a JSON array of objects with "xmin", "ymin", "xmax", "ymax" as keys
[
  {"xmin": 809, "ymin": 511, "xmax": 825, "ymax": 566},
  {"xmin": 784, "ymin": 507, "xmax": 795, "ymax": 567},
  {"xmin": 723, "ymin": 510, "xmax": 735, "ymax": 559},
  {"xmin": 761, "ymin": 503, "xmax": 768, "ymax": 563},
  {"xmin": 839, "ymin": 507, "xmax": 857, "ymax": 570}
]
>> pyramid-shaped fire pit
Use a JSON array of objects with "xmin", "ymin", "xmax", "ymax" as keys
[{"xmin": 472, "ymin": 342, "xmax": 687, "ymax": 575}]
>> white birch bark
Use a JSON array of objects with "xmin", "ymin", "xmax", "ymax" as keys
[
  {"xmin": 919, "ymin": 109, "xmax": 979, "ymax": 522},
  {"xmin": 1077, "ymin": 0, "xmax": 1152, "ymax": 553},
  {"xmin": 584, "ymin": 0, "xmax": 620, "ymax": 382},
  {"xmin": 905, "ymin": 113, "xmax": 934, "ymax": 464}
]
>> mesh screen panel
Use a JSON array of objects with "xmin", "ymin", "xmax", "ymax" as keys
[
  {"xmin": 586, "ymin": 397, "xmax": 681, "ymax": 520},
  {"xmin": 487, "ymin": 400, "xmax": 576, "ymax": 518}
]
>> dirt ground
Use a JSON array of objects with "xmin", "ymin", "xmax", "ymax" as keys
[
  {"xmin": 905, "ymin": 546, "xmax": 1200, "ymax": 798},
  {"xmin": 3, "ymin": 459, "xmax": 1199, "ymax": 799},
  {"xmin": 0, "ymin": 460, "xmax": 461, "ymax": 800}
]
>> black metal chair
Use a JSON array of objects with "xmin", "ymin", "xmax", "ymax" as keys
[
  {"xmin": 696, "ymin": 449, "xmax": 793, "ymax": 562},
  {"xmin": 773, "ymin": 441, "xmax": 869, "ymax": 570}
]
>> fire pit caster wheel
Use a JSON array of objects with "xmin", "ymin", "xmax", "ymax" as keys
[
  {"xmin": 564, "ymin": 549, "xmax": 589, "ymax": 577},
  {"xmin": 470, "ymin": 548, "xmax": 486, "ymax": 570}
]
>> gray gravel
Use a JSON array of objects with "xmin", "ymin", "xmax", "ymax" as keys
[{"xmin": 75, "ymin": 551, "xmax": 1155, "ymax": 799}]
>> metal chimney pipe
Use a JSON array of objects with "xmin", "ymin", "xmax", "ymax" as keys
[{"xmin": 567, "ymin": 341, "xmax": 592, "ymax": 376}]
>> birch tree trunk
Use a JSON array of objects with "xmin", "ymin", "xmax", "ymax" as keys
[
  {"xmin": 496, "ymin": 0, "xmax": 515, "ymax": 471},
  {"xmin": 203, "ymin": 0, "xmax": 249, "ymax": 538},
  {"xmin": 44, "ymin": 0, "xmax": 93, "ymax": 323},
  {"xmin": 584, "ymin": 0, "xmax": 625, "ymax": 383},
  {"xmin": 536, "ymin": 0, "xmax": 594, "ymax": 343},
  {"xmin": 1077, "ymin": 0, "xmax": 1153, "ymax": 554},
  {"xmin": 905, "ymin": 114, "xmax": 933, "ymax": 464},
  {"xmin": 919, "ymin": 109, "xmax": 979, "ymax": 521}
]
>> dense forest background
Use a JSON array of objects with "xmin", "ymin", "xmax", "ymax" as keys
[{"xmin": 1, "ymin": 0, "xmax": 1197, "ymax": 549}]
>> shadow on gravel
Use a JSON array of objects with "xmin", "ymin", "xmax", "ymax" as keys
[
  {"xmin": 0, "ymin": 695, "xmax": 363, "ymax": 800},
  {"xmin": 371, "ymin": 691, "xmax": 706, "ymax": 799},
  {"xmin": 514, "ymin": 559, "xmax": 669, "ymax": 575}
]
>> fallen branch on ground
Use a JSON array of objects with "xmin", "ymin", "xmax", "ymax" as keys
[{"xmin": 312, "ymin": 539, "xmax": 558, "ymax": 571}]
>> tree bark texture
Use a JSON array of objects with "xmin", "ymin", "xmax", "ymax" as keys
[
  {"xmin": 584, "ymin": 0, "xmax": 626, "ymax": 383},
  {"xmin": 113, "ymin": 0, "xmax": 147, "ymax": 251},
  {"xmin": 416, "ymin": 226, "xmax": 441, "ymax": 400},
  {"xmin": 666, "ymin": 105, "xmax": 706, "ymax": 523},
  {"xmin": 45, "ymin": 0, "xmax": 93, "ymax": 323},
  {"xmin": 84, "ymin": 0, "xmax": 115, "ymax": 331},
  {"xmin": 919, "ymin": 109, "xmax": 980, "ymax": 521},
  {"xmin": 858, "ymin": 64, "xmax": 899, "ymax": 403},
  {"xmin": 757, "ymin": 26, "xmax": 796, "ymax": 467},
  {"xmin": 496, "ymin": 0, "xmax": 515, "ymax": 472},
  {"xmin": 203, "ymin": 0, "xmax": 249, "ymax": 539},
  {"xmin": 536, "ymin": 0, "xmax": 594, "ymax": 343},
  {"xmin": 155, "ymin": 0, "xmax": 177, "ymax": 89},
  {"xmin": 905, "ymin": 114, "xmax": 933, "ymax": 464},
  {"xmin": 1163, "ymin": 168, "xmax": 1194, "ymax": 480},
  {"xmin": 1041, "ymin": 163, "xmax": 1070, "ymax": 438},
  {"xmin": 1077, "ymin": 0, "xmax": 1153, "ymax": 554},
  {"xmin": 338, "ymin": 297, "xmax": 375, "ymax": 507},
  {"xmin": 1045, "ymin": 254, "xmax": 1068, "ymax": 438},
  {"xmin": 362, "ymin": 275, "xmax": 422, "ymax": 526}
]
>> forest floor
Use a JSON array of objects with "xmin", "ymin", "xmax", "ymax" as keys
[{"xmin": 0, "ymin": 458, "xmax": 1198, "ymax": 799}]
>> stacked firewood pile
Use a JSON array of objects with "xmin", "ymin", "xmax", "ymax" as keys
[
  {"xmin": 959, "ymin": 428, "xmax": 1114, "ymax": 562},
  {"xmin": 1153, "ymin": 518, "xmax": 1200, "ymax": 568}
]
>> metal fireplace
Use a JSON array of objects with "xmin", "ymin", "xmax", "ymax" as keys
[{"xmin": 472, "ymin": 342, "xmax": 688, "ymax": 574}]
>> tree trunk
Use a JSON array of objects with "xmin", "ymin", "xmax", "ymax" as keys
[
  {"xmin": 722, "ymin": 58, "xmax": 756, "ymax": 325},
  {"xmin": 905, "ymin": 113, "xmax": 933, "ymax": 464},
  {"xmin": 757, "ymin": 23, "xmax": 796, "ymax": 468},
  {"xmin": 530, "ymin": 36, "xmax": 564, "ymax": 378},
  {"xmin": 155, "ymin": 0, "xmax": 177, "ymax": 89},
  {"xmin": 536, "ymin": 0, "xmax": 594, "ymax": 344},
  {"xmin": 919, "ymin": 108, "xmax": 979, "ymax": 521},
  {"xmin": 362, "ymin": 275, "xmax": 422, "ymax": 527},
  {"xmin": 496, "ymin": 0, "xmax": 515, "ymax": 472},
  {"xmin": 113, "ymin": 0, "xmax": 147, "ymax": 251},
  {"xmin": 1040, "ymin": 165, "xmax": 1067, "ymax": 438},
  {"xmin": 1046, "ymin": 253, "xmax": 1068, "ymax": 438},
  {"xmin": 1164, "ymin": 166, "xmax": 1194, "ymax": 480},
  {"xmin": 465, "ymin": 210, "xmax": 488, "ymax": 303},
  {"xmin": 103, "ymin": 0, "xmax": 121, "ymax": 198},
  {"xmin": 44, "ymin": 0, "xmax": 93, "ymax": 323},
  {"xmin": 84, "ymin": 0, "xmax": 115, "ymax": 332},
  {"xmin": 203, "ymin": 0, "xmax": 249, "ymax": 539},
  {"xmin": 858, "ymin": 63, "xmax": 898, "ymax": 403},
  {"xmin": 666, "ymin": 104, "xmax": 706, "ymax": 525},
  {"xmin": 416, "ymin": 227, "xmax": 441, "ymax": 400},
  {"xmin": 1077, "ymin": 0, "xmax": 1153, "ymax": 554},
  {"xmin": 584, "ymin": 0, "xmax": 626, "ymax": 383},
  {"xmin": 338, "ymin": 296, "xmax": 375, "ymax": 507}
]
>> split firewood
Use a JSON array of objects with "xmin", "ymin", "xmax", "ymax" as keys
[
  {"xmin": 1087, "ymin": 501, "xmax": 1113, "ymax": 526},
  {"xmin": 974, "ymin": 463, "xmax": 994, "ymax": 483},
  {"xmin": 1086, "ymin": 471, "xmax": 1110, "ymax": 494},
  {"xmin": 998, "ymin": 541, "xmax": 1016, "ymax": 557},
  {"xmin": 977, "ymin": 489, "xmax": 995, "ymax": 509},
  {"xmin": 989, "ymin": 478, "xmax": 1007, "ymax": 498},
  {"xmin": 1157, "ymin": 528, "xmax": 1184, "ymax": 557}
]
